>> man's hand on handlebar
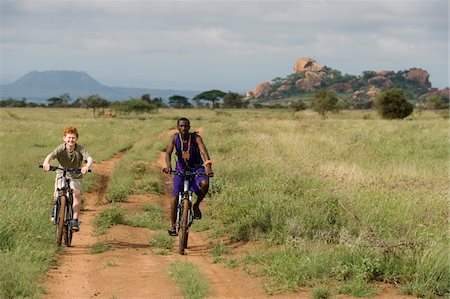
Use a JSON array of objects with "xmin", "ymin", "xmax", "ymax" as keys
[
  {"xmin": 162, "ymin": 167, "xmax": 172, "ymax": 174},
  {"xmin": 43, "ymin": 162, "xmax": 51, "ymax": 172}
]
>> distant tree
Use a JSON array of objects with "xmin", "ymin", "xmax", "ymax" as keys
[
  {"xmin": 291, "ymin": 100, "xmax": 307, "ymax": 112},
  {"xmin": 141, "ymin": 94, "xmax": 165, "ymax": 108},
  {"xmin": 169, "ymin": 95, "xmax": 192, "ymax": 108},
  {"xmin": 312, "ymin": 89, "xmax": 339, "ymax": 118},
  {"xmin": 194, "ymin": 90, "xmax": 226, "ymax": 109},
  {"xmin": 81, "ymin": 95, "xmax": 110, "ymax": 117},
  {"xmin": 141, "ymin": 93, "xmax": 151, "ymax": 103},
  {"xmin": 428, "ymin": 94, "xmax": 448, "ymax": 109},
  {"xmin": 0, "ymin": 97, "xmax": 27, "ymax": 107},
  {"xmin": 112, "ymin": 99, "xmax": 156, "ymax": 114},
  {"xmin": 47, "ymin": 96, "xmax": 65, "ymax": 107},
  {"xmin": 151, "ymin": 97, "xmax": 166, "ymax": 108},
  {"xmin": 374, "ymin": 88, "xmax": 413, "ymax": 119},
  {"xmin": 223, "ymin": 92, "xmax": 245, "ymax": 108}
]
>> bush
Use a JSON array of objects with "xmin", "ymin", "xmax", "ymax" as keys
[
  {"xmin": 312, "ymin": 89, "xmax": 339, "ymax": 118},
  {"xmin": 291, "ymin": 100, "xmax": 307, "ymax": 111},
  {"xmin": 374, "ymin": 88, "xmax": 413, "ymax": 119},
  {"xmin": 112, "ymin": 99, "xmax": 157, "ymax": 114}
]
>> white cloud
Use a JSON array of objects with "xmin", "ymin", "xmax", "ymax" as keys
[{"xmin": 1, "ymin": 0, "xmax": 448, "ymax": 90}]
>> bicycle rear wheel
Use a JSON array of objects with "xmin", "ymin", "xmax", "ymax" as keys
[
  {"xmin": 56, "ymin": 195, "xmax": 66, "ymax": 246},
  {"xmin": 178, "ymin": 197, "xmax": 190, "ymax": 255}
]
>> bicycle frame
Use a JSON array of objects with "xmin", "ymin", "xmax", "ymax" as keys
[
  {"xmin": 172, "ymin": 170, "xmax": 206, "ymax": 255},
  {"xmin": 41, "ymin": 165, "xmax": 90, "ymax": 247}
]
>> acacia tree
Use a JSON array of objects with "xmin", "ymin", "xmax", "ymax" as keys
[
  {"xmin": 169, "ymin": 95, "xmax": 192, "ymax": 108},
  {"xmin": 374, "ymin": 88, "xmax": 413, "ymax": 119},
  {"xmin": 223, "ymin": 92, "xmax": 245, "ymax": 108},
  {"xmin": 194, "ymin": 90, "xmax": 226, "ymax": 109},
  {"xmin": 312, "ymin": 89, "xmax": 339, "ymax": 118},
  {"xmin": 81, "ymin": 94, "xmax": 110, "ymax": 117}
]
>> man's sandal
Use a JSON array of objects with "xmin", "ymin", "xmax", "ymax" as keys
[{"xmin": 168, "ymin": 226, "xmax": 177, "ymax": 236}]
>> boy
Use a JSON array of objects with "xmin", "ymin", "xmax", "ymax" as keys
[
  {"xmin": 42, "ymin": 126, "xmax": 93, "ymax": 231},
  {"xmin": 163, "ymin": 118, "xmax": 214, "ymax": 236}
]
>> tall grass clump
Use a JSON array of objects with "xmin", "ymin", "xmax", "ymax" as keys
[
  {"xmin": 203, "ymin": 109, "xmax": 448, "ymax": 297},
  {"xmin": 168, "ymin": 261, "xmax": 210, "ymax": 299},
  {"xmin": 0, "ymin": 108, "xmax": 188, "ymax": 297}
]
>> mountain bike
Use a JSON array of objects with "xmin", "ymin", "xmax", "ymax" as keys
[
  {"xmin": 171, "ymin": 170, "xmax": 207, "ymax": 255},
  {"xmin": 40, "ymin": 165, "xmax": 90, "ymax": 246}
]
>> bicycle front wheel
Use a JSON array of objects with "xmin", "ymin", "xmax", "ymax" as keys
[
  {"xmin": 178, "ymin": 197, "xmax": 190, "ymax": 255},
  {"xmin": 64, "ymin": 202, "xmax": 73, "ymax": 247},
  {"xmin": 56, "ymin": 195, "xmax": 66, "ymax": 246}
]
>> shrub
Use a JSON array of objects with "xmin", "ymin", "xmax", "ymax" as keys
[{"xmin": 374, "ymin": 88, "xmax": 413, "ymax": 119}]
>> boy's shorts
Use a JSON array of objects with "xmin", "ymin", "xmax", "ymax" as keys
[
  {"xmin": 55, "ymin": 175, "xmax": 82, "ymax": 191},
  {"xmin": 172, "ymin": 166, "xmax": 208, "ymax": 196}
]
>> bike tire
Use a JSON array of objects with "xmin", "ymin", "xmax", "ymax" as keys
[
  {"xmin": 64, "ymin": 203, "xmax": 73, "ymax": 247},
  {"xmin": 178, "ymin": 197, "xmax": 190, "ymax": 255},
  {"xmin": 56, "ymin": 195, "xmax": 66, "ymax": 246}
]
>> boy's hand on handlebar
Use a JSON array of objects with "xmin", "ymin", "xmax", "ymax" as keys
[
  {"xmin": 162, "ymin": 167, "xmax": 172, "ymax": 174},
  {"xmin": 81, "ymin": 166, "xmax": 90, "ymax": 175}
]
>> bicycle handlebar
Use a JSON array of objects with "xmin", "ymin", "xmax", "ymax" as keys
[
  {"xmin": 167, "ymin": 170, "xmax": 209, "ymax": 177},
  {"xmin": 39, "ymin": 165, "xmax": 92, "ymax": 173}
]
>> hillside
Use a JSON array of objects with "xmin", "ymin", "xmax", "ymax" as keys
[
  {"xmin": 0, "ymin": 70, "xmax": 200, "ymax": 102},
  {"xmin": 248, "ymin": 57, "xmax": 449, "ymax": 107}
]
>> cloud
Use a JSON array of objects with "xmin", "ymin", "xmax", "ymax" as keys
[{"xmin": 1, "ymin": 0, "xmax": 448, "ymax": 90}]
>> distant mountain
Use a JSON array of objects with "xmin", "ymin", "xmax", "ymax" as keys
[{"xmin": 0, "ymin": 70, "xmax": 200, "ymax": 102}]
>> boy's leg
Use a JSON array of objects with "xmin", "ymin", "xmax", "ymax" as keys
[{"xmin": 72, "ymin": 189, "xmax": 81, "ymax": 219}]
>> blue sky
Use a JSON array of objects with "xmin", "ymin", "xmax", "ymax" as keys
[{"xmin": 1, "ymin": 0, "xmax": 448, "ymax": 92}]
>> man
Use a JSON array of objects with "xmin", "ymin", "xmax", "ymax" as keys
[{"xmin": 163, "ymin": 118, "xmax": 213, "ymax": 236}]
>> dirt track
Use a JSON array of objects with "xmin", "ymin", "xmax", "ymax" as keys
[
  {"xmin": 40, "ymin": 137, "xmax": 304, "ymax": 299},
  {"xmin": 40, "ymin": 132, "xmax": 417, "ymax": 299}
]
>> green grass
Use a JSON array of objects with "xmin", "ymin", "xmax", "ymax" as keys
[
  {"xmin": 92, "ymin": 205, "xmax": 126, "ymax": 235},
  {"xmin": 124, "ymin": 202, "xmax": 165, "ymax": 230},
  {"xmin": 149, "ymin": 232, "xmax": 174, "ymax": 250},
  {"xmin": 90, "ymin": 242, "xmax": 113, "ymax": 254},
  {"xmin": 168, "ymin": 261, "xmax": 210, "ymax": 299},
  {"xmin": 203, "ymin": 109, "xmax": 448, "ymax": 297},
  {"xmin": 0, "ymin": 108, "xmax": 448, "ymax": 298}
]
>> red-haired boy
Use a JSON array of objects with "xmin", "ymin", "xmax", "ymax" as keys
[{"xmin": 42, "ymin": 126, "xmax": 93, "ymax": 231}]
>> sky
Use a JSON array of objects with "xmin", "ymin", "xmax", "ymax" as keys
[{"xmin": 1, "ymin": 0, "xmax": 448, "ymax": 92}]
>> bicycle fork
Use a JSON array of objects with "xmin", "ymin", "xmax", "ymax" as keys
[{"xmin": 176, "ymin": 180, "xmax": 193, "ymax": 233}]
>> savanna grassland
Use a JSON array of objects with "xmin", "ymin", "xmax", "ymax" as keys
[{"xmin": 0, "ymin": 108, "xmax": 448, "ymax": 298}]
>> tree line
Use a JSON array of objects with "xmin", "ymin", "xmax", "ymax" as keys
[{"xmin": 1, "ymin": 88, "xmax": 447, "ymax": 120}]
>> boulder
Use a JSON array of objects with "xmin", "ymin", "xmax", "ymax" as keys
[
  {"xmin": 376, "ymin": 70, "xmax": 394, "ymax": 77},
  {"xmin": 253, "ymin": 81, "xmax": 272, "ymax": 98},
  {"xmin": 404, "ymin": 68, "xmax": 431, "ymax": 88},
  {"xmin": 366, "ymin": 86, "xmax": 382, "ymax": 98},
  {"xmin": 329, "ymin": 82, "xmax": 353, "ymax": 93},
  {"xmin": 368, "ymin": 76, "xmax": 394, "ymax": 89},
  {"xmin": 294, "ymin": 58, "xmax": 324, "ymax": 73},
  {"xmin": 295, "ymin": 71, "xmax": 322, "ymax": 92}
]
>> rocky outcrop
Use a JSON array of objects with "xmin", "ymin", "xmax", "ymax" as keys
[
  {"xmin": 368, "ymin": 76, "xmax": 394, "ymax": 89},
  {"xmin": 295, "ymin": 72, "xmax": 322, "ymax": 92},
  {"xmin": 418, "ymin": 87, "xmax": 450, "ymax": 100},
  {"xmin": 404, "ymin": 68, "xmax": 431, "ymax": 89},
  {"xmin": 376, "ymin": 70, "xmax": 395, "ymax": 77},
  {"xmin": 253, "ymin": 82, "xmax": 272, "ymax": 98},
  {"xmin": 328, "ymin": 82, "xmax": 353, "ymax": 93},
  {"xmin": 294, "ymin": 58, "xmax": 324, "ymax": 73},
  {"xmin": 250, "ymin": 57, "xmax": 446, "ymax": 102}
]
